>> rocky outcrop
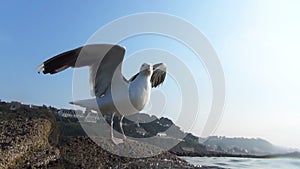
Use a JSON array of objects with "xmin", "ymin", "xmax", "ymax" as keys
[
  {"xmin": 47, "ymin": 136, "xmax": 201, "ymax": 169},
  {"xmin": 0, "ymin": 117, "xmax": 59, "ymax": 168},
  {"xmin": 0, "ymin": 102, "xmax": 59, "ymax": 168},
  {"xmin": 0, "ymin": 101, "xmax": 221, "ymax": 169}
]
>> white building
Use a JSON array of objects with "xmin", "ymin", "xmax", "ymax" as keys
[
  {"xmin": 57, "ymin": 109, "xmax": 76, "ymax": 117},
  {"xmin": 84, "ymin": 111, "xmax": 100, "ymax": 123},
  {"xmin": 157, "ymin": 132, "xmax": 167, "ymax": 137}
]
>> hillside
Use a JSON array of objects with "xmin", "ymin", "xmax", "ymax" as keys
[
  {"xmin": 1, "ymin": 100, "xmax": 297, "ymax": 168},
  {"xmin": 203, "ymin": 136, "xmax": 289, "ymax": 155},
  {"xmin": 0, "ymin": 100, "xmax": 219, "ymax": 169}
]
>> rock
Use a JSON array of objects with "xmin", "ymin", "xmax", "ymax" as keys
[
  {"xmin": 47, "ymin": 136, "xmax": 204, "ymax": 169},
  {"xmin": 0, "ymin": 101, "xmax": 222, "ymax": 169}
]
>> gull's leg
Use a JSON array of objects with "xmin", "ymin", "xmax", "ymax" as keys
[
  {"xmin": 111, "ymin": 112, "xmax": 124, "ymax": 145},
  {"xmin": 110, "ymin": 112, "xmax": 115, "ymax": 140},
  {"xmin": 119, "ymin": 115, "xmax": 127, "ymax": 140}
]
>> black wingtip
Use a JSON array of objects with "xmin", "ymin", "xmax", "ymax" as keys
[{"xmin": 37, "ymin": 63, "xmax": 44, "ymax": 74}]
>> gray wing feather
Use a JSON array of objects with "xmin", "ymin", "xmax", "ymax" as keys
[
  {"xmin": 151, "ymin": 63, "xmax": 167, "ymax": 87},
  {"xmin": 39, "ymin": 44, "xmax": 126, "ymax": 97},
  {"xmin": 93, "ymin": 45, "xmax": 126, "ymax": 97}
]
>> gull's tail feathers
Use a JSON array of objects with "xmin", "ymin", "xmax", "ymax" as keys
[{"xmin": 69, "ymin": 98, "xmax": 99, "ymax": 111}]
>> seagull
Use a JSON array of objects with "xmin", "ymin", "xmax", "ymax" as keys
[{"xmin": 38, "ymin": 44, "xmax": 167, "ymax": 144}]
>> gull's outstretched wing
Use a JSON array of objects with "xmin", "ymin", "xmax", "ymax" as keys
[
  {"xmin": 38, "ymin": 44, "xmax": 126, "ymax": 97},
  {"xmin": 150, "ymin": 63, "xmax": 167, "ymax": 87},
  {"xmin": 129, "ymin": 63, "xmax": 167, "ymax": 87}
]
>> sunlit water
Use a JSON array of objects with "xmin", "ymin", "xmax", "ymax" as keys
[{"xmin": 181, "ymin": 157, "xmax": 300, "ymax": 169}]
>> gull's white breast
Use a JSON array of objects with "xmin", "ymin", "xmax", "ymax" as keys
[
  {"xmin": 129, "ymin": 75, "xmax": 151, "ymax": 112},
  {"xmin": 70, "ymin": 74, "xmax": 152, "ymax": 116}
]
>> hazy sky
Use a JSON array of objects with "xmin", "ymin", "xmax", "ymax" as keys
[{"xmin": 1, "ymin": 1, "xmax": 299, "ymax": 149}]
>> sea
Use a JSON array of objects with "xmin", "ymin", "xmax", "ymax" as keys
[{"xmin": 181, "ymin": 157, "xmax": 300, "ymax": 169}]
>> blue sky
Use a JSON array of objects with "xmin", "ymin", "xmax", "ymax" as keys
[{"xmin": 1, "ymin": 1, "xmax": 300, "ymax": 149}]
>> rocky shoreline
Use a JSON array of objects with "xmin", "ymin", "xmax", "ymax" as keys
[
  {"xmin": 0, "ymin": 101, "xmax": 222, "ymax": 169},
  {"xmin": 46, "ymin": 136, "xmax": 202, "ymax": 169}
]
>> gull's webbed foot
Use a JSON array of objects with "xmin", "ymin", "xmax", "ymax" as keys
[{"xmin": 111, "ymin": 137, "xmax": 124, "ymax": 145}]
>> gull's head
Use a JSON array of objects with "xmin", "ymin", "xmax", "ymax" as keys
[{"xmin": 140, "ymin": 63, "xmax": 153, "ymax": 76}]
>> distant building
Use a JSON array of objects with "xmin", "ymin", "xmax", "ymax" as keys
[
  {"xmin": 58, "ymin": 109, "xmax": 76, "ymax": 117},
  {"xmin": 157, "ymin": 132, "xmax": 167, "ymax": 137},
  {"xmin": 84, "ymin": 111, "xmax": 100, "ymax": 123},
  {"xmin": 136, "ymin": 127, "xmax": 147, "ymax": 136},
  {"xmin": 30, "ymin": 104, "xmax": 41, "ymax": 109}
]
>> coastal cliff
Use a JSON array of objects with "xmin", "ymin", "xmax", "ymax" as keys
[{"xmin": 0, "ymin": 101, "xmax": 218, "ymax": 169}]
